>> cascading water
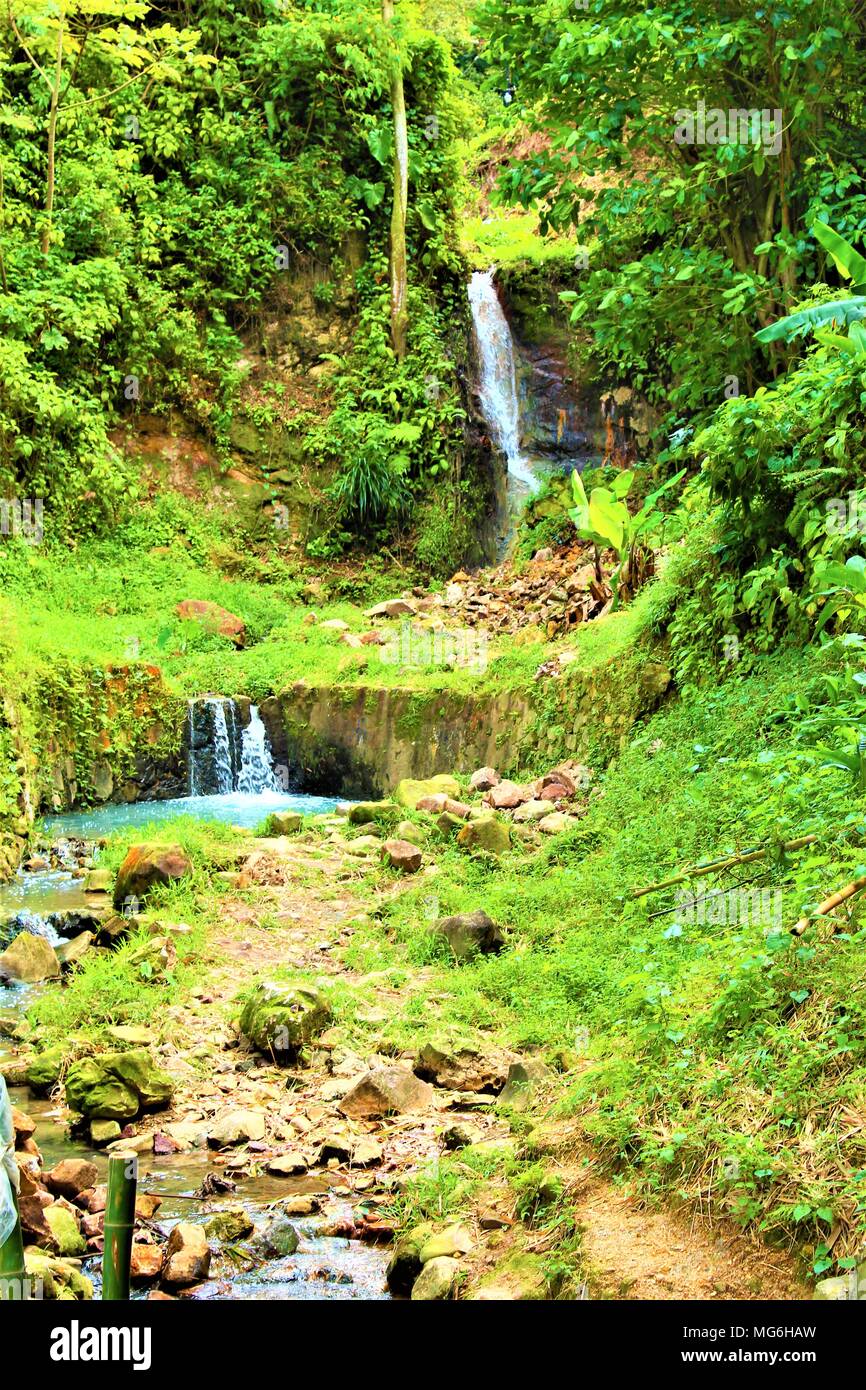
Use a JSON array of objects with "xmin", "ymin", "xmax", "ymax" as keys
[
  {"xmin": 237, "ymin": 707, "xmax": 283, "ymax": 794},
  {"xmin": 468, "ymin": 268, "xmax": 539, "ymax": 493}
]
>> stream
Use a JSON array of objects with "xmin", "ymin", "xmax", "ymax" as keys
[{"xmin": 0, "ymin": 709, "xmax": 390, "ymax": 1301}]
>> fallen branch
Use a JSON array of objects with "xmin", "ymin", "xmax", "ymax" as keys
[
  {"xmin": 631, "ymin": 835, "xmax": 819, "ymax": 900},
  {"xmin": 790, "ymin": 876, "xmax": 866, "ymax": 937}
]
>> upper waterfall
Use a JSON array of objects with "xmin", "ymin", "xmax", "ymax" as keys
[{"xmin": 468, "ymin": 268, "xmax": 539, "ymax": 492}]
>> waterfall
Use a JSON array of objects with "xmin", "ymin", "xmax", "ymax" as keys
[
  {"xmin": 210, "ymin": 700, "xmax": 235, "ymax": 794},
  {"xmin": 237, "ymin": 706, "xmax": 283, "ymax": 794},
  {"xmin": 187, "ymin": 697, "xmax": 283, "ymax": 796},
  {"xmin": 468, "ymin": 268, "xmax": 539, "ymax": 492}
]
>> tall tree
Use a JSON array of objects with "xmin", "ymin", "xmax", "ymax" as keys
[{"xmin": 382, "ymin": 0, "xmax": 408, "ymax": 359}]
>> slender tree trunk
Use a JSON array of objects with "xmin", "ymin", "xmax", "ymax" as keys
[
  {"xmin": 383, "ymin": 0, "xmax": 408, "ymax": 359},
  {"xmin": 41, "ymin": 19, "xmax": 64, "ymax": 256}
]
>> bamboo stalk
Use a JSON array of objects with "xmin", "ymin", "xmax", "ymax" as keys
[
  {"xmin": 102, "ymin": 1153, "xmax": 138, "ymax": 1301},
  {"xmin": 630, "ymin": 835, "xmax": 819, "ymax": 900},
  {"xmin": 790, "ymin": 876, "xmax": 866, "ymax": 937}
]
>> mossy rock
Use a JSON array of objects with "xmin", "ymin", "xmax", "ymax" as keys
[
  {"xmin": 25, "ymin": 1045, "xmax": 67, "ymax": 1096},
  {"xmin": 456, "ymin": 816, "xmax": 511, "ymax": 856},
  {"xmin": 25, "ymin": 1250, "xmax": 93, "ymax": 1301},
  {"xmin": 64, "ymin": 1048, "xmax": 174, "ymax": 1121},
  {"xmin": 348, "ymin": 801, "xmax": 400, "ymax": 826},
  {"xmin": 44, "ymin": 1204, "xmax": 86, "ymax": 1257},
  {"xmin": 238, "ymin": 981, "xmax": 332, "ymax": 1059},
  {"xmin": 385, "ymin": 1221, "xmax": 436, "ymax": 1296},
  {"xmin": 394, "ymin": 775, "xmax": 460, "ymax": 810}
]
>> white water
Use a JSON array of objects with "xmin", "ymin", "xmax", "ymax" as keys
[
  {"xmin": 238, "ymin": 706, "xmax": 283, "ymax": 795},
  {"xmin": 210, "ymin": 699, "xmax": 235, "ymax": 794},
  {"xmin": 468, "ymin": 267, "xmax": 539, "ymax": 492}
]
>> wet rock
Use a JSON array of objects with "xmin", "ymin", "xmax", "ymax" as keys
[
  {"xmin": 55, "ymin": 931, "xmax": 95, "ymax": 971},
  {"xmin": 381, "ymin": 839, "xmax": 422, "ymax": 874},
  {"xmin": 161, "ymin": 1222, "xmax": 211, "ymax": 1287},
  {"xmin": 44, "ymin": 1159, "xmax": 99, "ymax": 1201},
  {"xmin": 204, "ymin": 1208, "xmax": 254, "ymax": 1242},
  {"xmin": 415, "ymin": 1042, "xmax": 509, "ymax": 1093},
  {"xmin": 0, "ymin": 930, "xmax": 61, "ymax": 983},
  {"xmin": 130, "ymin": 1243, "xmax": 164, "ymax": 1283},
  {"xmin": 11, "ymin": 1105, "xmax": 36, "ymax": 1143},
  {"xmin": 456, "ymin": 817, "xmax": 511, "ymax": 856},
  {"xmin": 411, "ymin": 1255, "xmax": 459, "ymax": 1300},
  {"xmin": 113, "ymin": 842, "xmax": 193, "ymax": 909},
  {"xmin": 339, "ymin": 1066, "xmax": 433, "ymax": 1119},
  {"xmin": 394, "ymin": 775, "xmax": 460, "ymax": 810},
  {"xmin": 176, "ymin": 599, "xmax": 245, "ymax": 646},
  {"xmin": 25, "ymin": 1045, "xmax": 65, "ymax": 1095},
  {"xmin": 65, "ymin": 1049, "xmax": 175, "ymax": 1122},
  {"xmin": 207, "ymin": 1109, "xmax": 266, "ymax": 1149},
  {"xmin": 44, "ymin": 1204, "xmax": 86, "ymax": 1257},
  {"xmin": 90, "ymin": 1119, "xmax": 122, "ymax": 1147},
  {"xmin": 25, "ymin": 1249, "xmax": 93, "ymax": 1301},
  {"xmin": 252, "ymin": 1215, "xmax": 299, "ymax": 1258},
  {"xmin": 470, "ymin": 766, "xmax": 500, "ymax": 792},
  {"xmin": 432, "ymin": 909, "xmax": 504, "ymax": 960},
  {"xmin": 238, "ymin": 980, "xmax": 332, "ymax": 1059}
]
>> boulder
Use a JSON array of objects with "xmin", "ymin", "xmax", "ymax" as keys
[
  {"xmin": 419, "ymin": 1224, "xmax": 474, "ymax": 1262},
  {"xmin": 512, "ymin": 799, "xmax": 554, "ymax": 823},
  {"xmin": 161, "ymin": 1223, "xmax": 211, "ymax": 1287},
  {"xmin": 485, "ymin": 780, "xmax": 530, "ymax": 810},
  {"xmin": 238, "ymin": 981, "xmax": 332, "ymax": 1058},
  {"xmin": 394, "ymin": 775, "xmax": 460, "ymax": 810},
  {"xmin": 252, "ymin": 1216, "xmax": 299, "ymax": 1258},
  {"xmin": 470, "ymin": 767, "xmax": 500, "ymax": 793},
  {"xmin": 266, "ymin": 1153, "xmax": 308, "ymax": 1177},
  {"xmin": 365, "ymin": 599, "xmax": 416, "ymax": 618},
  {"xmin": 395, "ymin": 820, "xmax": 424, "ymax": 845},
  {"xmin": 90, "ymin": 1120, "xmax": 122, "ymax": 1147},
  {"xmin": 55, "ymin": 931, "xmax": 95, "ymax": 970},
  {"xmin": 436, "ymin": 811, "xmax": 465, "ymax": 838},
  {"xmin": 65, "ymin": 1049, "xmax": 174, "ymax": 1121},
  {"xmin": 348, "ymin": 801, "xmax": 399, "ymax": 826},
  {"xmin": 175, "ymin": 599, "xmax": 245, "ymax": 647},
  {"xmin": 130, "ymin": 1243, "xmax": 164, "ymax": 1283},
  {"xmin": 381, "ymin": 839, "xmax": 422, "ymax": 874},
  {"xmin": 339, "ymin": 1066, "xmax": 433, "ymax": 1119},
  {"xmin": 432, "ymin": 910, "xmax": 504, "ymax": 959},
  {"xmin": 83, "ymin": 869, "xmax": 113, "ymax": 892},
  {"xmin": 538, "ymin": 812, "xmax": 576, "ymax": 835},
  {"xmin": 207, "ymin": 1109, "xmax": 266, "ymax": 1149},
  {"xmin": 25, "ymin": 1249, "xmax": 93, "ymax": 1301},
  {"xmin": 415, "ymin": 1042, "xmax": 509, "ymax": 1093},
  {"xmin": 498, "ymin": 1058, "xmax": 554, "ymax": 1110},
  {"xmin": 113, "ymin": 843, "xmax": 193, "ymax": 909},
  {"xmin": 204, "ymin": 1208, "xmax": 254, "ymax": 1243},
  {"xmin": 25, "ymin": 1045, "xmax": 65, "ymax": 1095},
  {"xmin": 456, "ymin": 817, "xmax": 511, "ymax": 856},
  {"xmin": 0, "ymin": 931, "xmax": 61, "ymax": 983},
  {"xmin": 264, "ymin": 811, "xmax": 302, "ymax": 835},
  {"xmin": 411, "ymin": 1256, "xmax": 459, "ymax": 1301},
  {"xmin": 44, "ymin": 1159, "xmax": 99, "ymax": 1201},
  {"xmin": 386, "ymin": 1222, "xmax": 435, "ymax": 1295}
]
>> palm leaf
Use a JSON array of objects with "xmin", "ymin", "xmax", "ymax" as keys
[
  {"xmin": 812, "ymin": 220, "xmax": 866, "ymax": 291},
  {"xmin": 755, "ymin": 298, "xmax": 866, "ymax": 344}
]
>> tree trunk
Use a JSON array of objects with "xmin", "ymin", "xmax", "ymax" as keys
[
  {"xmin": 41, "ymin": 19, "xmax": 64, "ymax": 256},
  {"xmin": 383, "ymin": 0, "xmax": 408, "ymax": 359}
]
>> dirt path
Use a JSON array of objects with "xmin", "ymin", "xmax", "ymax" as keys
[{"xmin": 145, "ymin": 832, "xmax": 811, "ymax": 1301}]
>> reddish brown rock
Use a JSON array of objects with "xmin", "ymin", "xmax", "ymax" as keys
[
  {"xmin": 470, "ymin": 767, "xmax": 500, "ymax": 793},
  {"xmin": 381, "ymin": 839, "xmax": 422, "ymax": 874},
  {"xmin": 161, "ymin": 1222, "xmax": 211, "ymax": 1288},
  {"xmin": 131, "ymin": 1242, "xmax": 164, "ymax": 1283},
  {"xmin": 175, "ymin": 599, "xmax": 245, "ymax": 646},
  {"xmin": 44, "ymin": 1159, "xmax": 99, "ymax": 1201},
  {"xmin": 485, "ymin": 781, "xmax": 530, "ymax": 810}
]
